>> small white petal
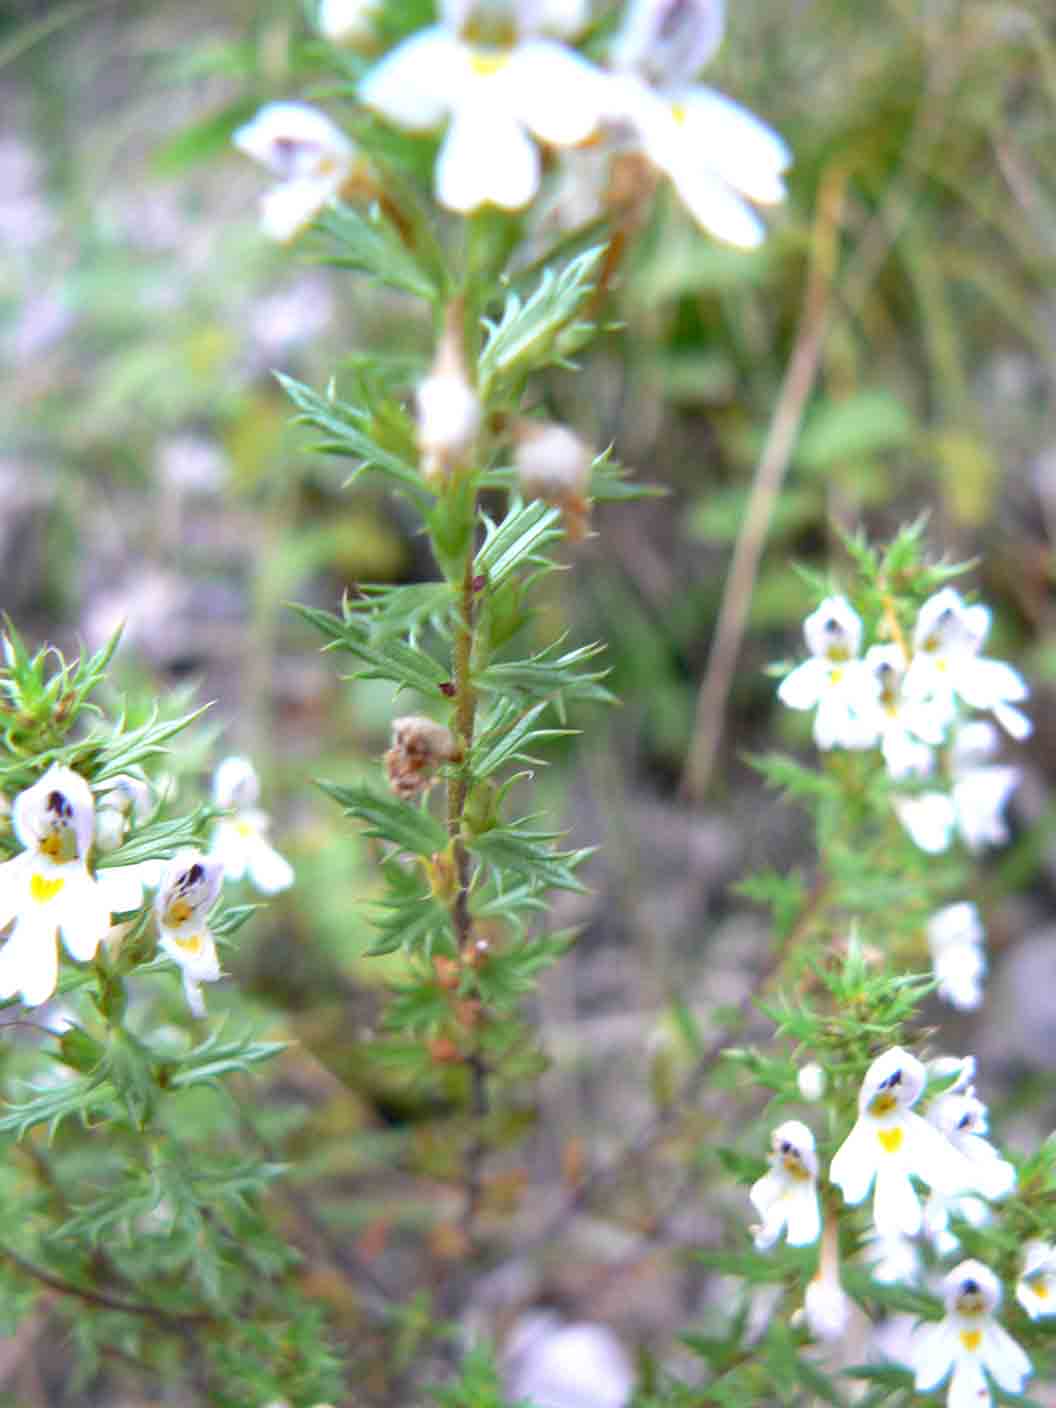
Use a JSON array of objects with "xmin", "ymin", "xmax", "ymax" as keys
[
  {"xmin": 509, "ymin": 40, "xmax": 606, "ymax": 147},
  {"xmin": 95, "ymin": 864, "xmax": 145, "ymax": 915},
  {"xmin": 777, "ymin": 658, "xmax": 827, "ymax": 711},
  {"xmin": 0, "ymin": 853, "xmax": 30, "ymax": 930},
  {"xmin": 247, "ymin": 840, "xmax": 294, "ymax": 895},
  {"xmin": 55, "ymin": 871, "xmax": 111, "ymax": 963},
  {"xmin": 233, "ymin": 102, "xmax": 353, "ymax": 176},
  {"xmin": 829, "ymin": 1119, "xmax": 876, "ymax": 1206},
  {"xmin": 359, "ymin": 28, "xmax": 466, "ymax": 129},
  {"xmin": 894, "ymin": 793, "xmax": 956, "ymax": 854},
  {"xmin": 980, "ymin": 1323, "xmax": 1032, "ymax": 1392},
  {"xmin": 0, "ymin": 915, "xmax": 59, "ymax": 1007},
  {"xmin": 910, "ymin": 1321, "xmax": 958, "ymax": 1392},
  {"xmin": 666, "ymin": 160, "xmax": 766, "ymax": 247},
  {"xmin": 947, "ymin": 1356, "xmax": 989, "ymax": 1408},
  {"xmin": 873, "ymin": 1163, "xmax": 922, "ymax": 1238},
  {"xmin": 992, "ymin": 701, "xmax": 1032, "ymax": 740},
  {"xmin": 675, "ymin": 85, "xmax": 790, "ymax": 202},
  {"xmin": 259, "ymin": 177, "xmax": 339, "ymax": 242},
  {"xmin": 436, "ymin": 104, "xmax": 540, "ymax": 212}
]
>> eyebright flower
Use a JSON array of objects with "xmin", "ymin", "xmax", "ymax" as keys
[
  {"xmin": 777, "ymin": 598, "xmax": 877, "ymax": 751},
  {"xmin": 927, "ymin": 903, "xmax": 986, "ymax": 1012},
  {"xmin": 797, "ymin": 1061, "xmax": 826, "ymax": 1102},
  {"xmin": 513, "ymin": 420, "xmax": 593, "ymax": 542},
  {"xmin": 923, "ymin": 1088, "xmax": 1014, "ymax": 1256},
  {"xmin": 210, "ymin": 757, "xmax": 293, "ymax": 896},
  {"xmin": 417, "ymin": 303, "xmax": 481, "ymax": 486},
  {"xmin": 1016, "ymin": 1241, "xmax": 1056, "ymax": 1320},
  {"xmin": 909, "ymin": 1260, "xmax": 1031, "ymax": 1408},
  {"xmin": 385, "ymin": 716, "xmax": 458, "ymax": 800},
  {"xmin": 0, "ymin": 766, "xmax": 116, "ymax": 1007},
  {"xmin": 829, "ymin": 1047, "xmax": 970, "ymax": 1238},
  {"xmin": 950, "ymin": 721, "xmax": 1020, "ymax": 853},
  {"xmin": 904, "ymin": 588, "xmax": 1031, "ymax": 742},
  {"xmin": 748, "ymin": 1119, "xmax": 820, "ymax": 1250},
  {"xmin": 861, "ymin": 644, "xmax": 945, "ymax": 779},
  {"xmin": 155, "ymin": 851, "xmax": 224, "ymax": 1018},
  {"xmin": 604, "ymin": 0, "xmax": 789, "ymax": 249},
  {"xmin": 232, "ymin": 102, "xmax": 362, "ymax": 242},
  {"xmin": 861, "ymin": 1229, "xmax": 921, "ymax": 1287},
  {"xmin": 359, "ymin": 2, "xmax": 607, "ymax": 213}
]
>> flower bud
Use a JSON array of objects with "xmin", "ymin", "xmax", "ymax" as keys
[
  {"xmin": 385, "ymin": 716, "xmax": 458, "ymax": 800},
  {"xmin": 513, "ymin": 420, "xmax": 593, "ymax": 542},
  {"xmin": 802, "ymin": 1214, "xmax": 852, "ymax": 1342},
  {"xmin": 318, "ymin": 0, "xmax": 379, "ymax": 46},
  {"xmin": 417, "ymin": 303, "xmax": 481, "ymax": 487},
  {"xmin": 797, "ymin": 1062, "xmax": 826, "ymax": 1102}
]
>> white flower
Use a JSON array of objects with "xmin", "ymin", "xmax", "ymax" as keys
[
  {"xmin": 232, "ymin": 102, "xmax": 359, "ymax": 242},
  {"xmin": 904, "ymin": 588, "xmax": 1031, "ymax": 741},
  {"xmin": 927, "ymin": 903, "xmax": 986, "ymax": 1012},
  {"xmin": 748, "ymin": 1119, "xmax": 821, "ymax": 1250},
  {"xmin": 359, "ymin": 16, "xmax": 606, "ymax": 213},
  {"xmin": 318, "ymin": 0, "xmax": 379, "ymax": 45},
  {"xmin": 861, "ymin": 644, "xmax": 946, "ymax": 778},
  {"xmin": 777, "ymin": 598, "xmax": 878, "ymax": 751},
  {"xmin": 1017, "ymin": 1241, "xmax": 1056, "ymax": 1320},
  {"xmin": 155, "ymin": 851, "xmax": 225, "ymax": 1017},
  {"xmin": 950, "ymin": 721, "xmax": 1020, "ymax": 853},
  {"xmin": 93, "ymin": 774, "xmax": 163, "ymax": 909},
  {"xmin": 0, "ymin": 766, "xmax": 115, "ymax": 1007},
  {"xmin": 923, "ymin": 1089, "xmax": 1014, "ymax": 1255},
  {"xmin": 503, "ymin": 1311, "xmax": 634, "ymax": 1408},
  {"xmin": 209, "ymin": 758, "xmax": 293, "ymax": 896},
  {"xmin": 861, "ymin": 1229, "xmax": 921, "ymax": 1286},
  {"xmin": 909, "ymin": 1260, "xmax": 1031, "ymax": 1408},
  {"xmin": 829, "ymin": 1048, "xmax": 970, "ymax": 1238}
]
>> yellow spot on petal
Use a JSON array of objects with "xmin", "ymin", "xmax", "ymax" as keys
[
  {"xmin": 173, "ymin": 932, "xmax": 204, "ymax": 956},
  {"xmin": 877, "ymin": 1127, "xmax": 903, "ymax": 1154},
  {"xmin": 164, "ymin": 899, "xmax": 193, "ymax": 926},
  {"xmin": 1033, "ymin": 1279, "xmax": 1050, "ymax": 1300},
  {"xmin": 30, "ymin": 873, "xmax": 65, "ymax": 904},
  {"xmin": 829, "ymin": 667, "xmax": 844, "ymax": 684},
  {"xmin": 868, "ymin": 1091, "xmax": 898, "ymax": 1117},
  {"xmin": 469, "ymin": 48, "xmax": 509, "ymax": 78},
  {"xmin": 236, "ymin": 820, "xmax": 256, "ymax": 839},
  {"xmin": 959, "ymin": 1329, "xmax": 982, "ymax": 1352},
  {"xmin": 782, "ymin": 1154, "xmax": 810, "ymax": 1181},
  {"xmin": 670, "ymin": 102, "xmax": 687, "ymax": 125}
]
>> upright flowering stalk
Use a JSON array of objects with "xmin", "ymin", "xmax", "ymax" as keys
[
  {"xmin": 909, "ymin": 1261, "xmax": 1031, "ymax": 1408},
  {"xmin": 604, "ymin": 0, "xmax": 790, "ymax": 247},
  {"xmin": 155, "ymin": 851, "xmax": 225, "ymax": 1017},
  {"xmin": 359, "ymin": 0, "xmax": 607, "ymax": 212},
  {"xmin": 829, "ymin": 1047, "xmax": 969, "ymax": 1237},
  {"xmin": 210, "ymin": 756, "xmax": 294, "ymax": 896},
  {"xmin": 0, "ymin": 765, "xmax": 114, "ymax": 1006}
]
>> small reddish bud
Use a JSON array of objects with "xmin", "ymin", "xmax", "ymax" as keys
[
  {"xmin": 427, "ymin": 1035, "xmax": 460, "ymax": 1065},
  {"xmin": 439, "ymin": 681, "xmax": 456, "ymax": 698},
  {"xmin": 454, "ymin": 998, "xmax": 481, "ymax": 1030},
  {"xmin": 433, "ymin": 955, "xmax": 461, "ymax": 990},
  {"xmin": 471, "ymin": 573, "xmax": 487, "ymax": 593}
]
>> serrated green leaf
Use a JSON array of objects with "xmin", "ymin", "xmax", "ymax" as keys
[
  {"xmin": 474, "ymin": 497, "xmax": 563, "ymax": 589},
  {"xmin": 320, "ymin": 780, "xmax": 448, "ymax": 856},
  {"xmin": 316, "ymin": 204, "xmax": 438, "ymax": 300}
]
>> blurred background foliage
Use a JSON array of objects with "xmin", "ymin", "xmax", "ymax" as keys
[{"xmin": 2, "ymin": 0, "xmax": 1056, "ymax": 1402}]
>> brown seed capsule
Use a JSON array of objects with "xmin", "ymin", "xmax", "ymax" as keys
[
  {"xmin": 427, "ymin": 1035, "xmax": 460, "ymax": 1065},
  {"xmin": 385, "ymin": 715, "xmax": 457, "ymax": 800}
]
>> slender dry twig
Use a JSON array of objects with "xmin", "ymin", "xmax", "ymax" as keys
[
  {"xmin": 680, "ymin": 170, "xmax": 847, "ymax": 801},
  {"xmin": 0, "ymin": 1242, "xmax": 210, "ymax": 1325}
]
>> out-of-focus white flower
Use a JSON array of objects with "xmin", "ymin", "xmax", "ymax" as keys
[
  {"xmin": 748, "ymin": 1119, "xmax": 821, "ymax": 1250},
  {"xmin": 950, "ymin": 721, "xmax": 1020, "ymax": 853},
  {"xmin": 513, "ymin": 421, "xmax": 593, "ymax": 542},
  {"xmin": 909, "ymin": 1260, "xmax": 1031, "ymax": 1408},
  {"xmin": 923, "ymin": 1088, "xmax": 1014, "ymax": 1255},
  {"xmin": 318, "ymin": 0, "xmax": 379, "ymax": 45},
  {"xmin": 232, "ymin": 102, "xmax": 360, "ymax": 242},
  {"xmin": 778, "ymin": 597, "xmax": 878, "ymax": 751},
  {"xmin": 155, "ymin": 851, "xmax": 224, "ymax": 1017},
  {"xmin": 1017, "ymin": 1241, "xmax": 1056, "ymax": 1320},
  {"xmin": 603, "ymin": 0, "xmax": 787, "ymax": 249},
  {"xmin": 904, "ymin": 588, "xmax": 1031, "ymax": 742},
  {"xmin": 518, "ymin": 0, "xmax": 592, "ymax": 40},
  {"xmin": 829, "ymin": 1048, "xmax": 970, "ymax": 1238},
  {"xmin": 503, "ymin": 1310, "xmax": 634, "ymax": 1408},
  {"xmin": 861, "ymin": 1229, "xmax": 921, "ymax": 1286},
  {"xmin": 861, "ymin": 644, "xmax": 946, "ymax": 779},
  {"xmin": 359, "ymin": 14, "xmax": 606, "ymax": 213},
  {"xmin": 0, "ymin": 767, "xmax": 114, "ymax": 1007},
  {"xmin": 417, "ymin": 303, "xmax": 481, "ymax": 486},
  {"xmin": 802, "ymin": 1213, "xmax": 852, "ymax": 1342},
  {"xmin": 210, "ymin": 758, "xmax": 293, "ymax": 896},
  {"xmin": 797, "ymin": 1061, "xmax": 826, "ymax": 1102},
  {"xmin": 927, "ymin": 903, "xmax": 986, "ymax": 1012},
  {"xmin": 611, "ymin": 0, "xmax": 725, "ymax": 87},
  {"xmin": 927, "ymin": 1053, "xmax": 976, "ymax": 1094},
  {"xmin": 93, "ymin": 773, "xmax": 164, "ymax": 911}
]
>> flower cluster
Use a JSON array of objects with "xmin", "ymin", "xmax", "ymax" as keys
[
  {"xmin": 777, "ymin": 588, "xmax": 1029, "ymax": 857},
  {"xmin": 744, "ymin": 1046, "xmax": 1042, "ymax": 1401},
  {"xmin": 233, "ymin": 0, "xmax": 789, "ymax": 248}
]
